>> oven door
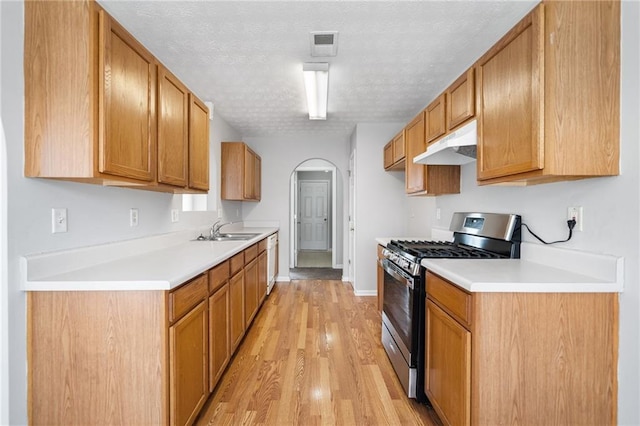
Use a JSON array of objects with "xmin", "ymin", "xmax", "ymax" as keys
[{"xmin": 381, "ymin": 258, "xmax": 418, "ymax": 366}]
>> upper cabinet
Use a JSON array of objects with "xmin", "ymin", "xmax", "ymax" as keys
[
  {"xmin": 24, "ymin": 0, "xmax": 210, "ymax": 194},
  {"xmin": 188, "ymin": 96, "xmax": 211, "ymax": 192},
  {"xmin": 383, "ymin": 130, "xmax": 405, "ymax": 171},
  {"xmin": 425, "ymin": 94, "xmax": 446, "ymax": 144},
  {"xmin": 158, "ymin": 65, "xmax": 189, "ymax": 188},
  {"xmin": 221, "ymin": 142, "xmax": 262, "ymax": 201},
  {"xmin": 405, "ymin": 112, "xmax": 460, "ymax": 196},
  {"xmin": 99, "ymin": 12, "xmax": 157, "ymax": 183},
  {"xmin": 476, "ymin": 1, "xmax": 620, "ymax": 185},
  {"xmin": 446, "ymin": 68, "xmax": 475, "ymax": 132}
]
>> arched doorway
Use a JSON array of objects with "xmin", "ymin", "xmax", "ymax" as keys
[{"xmin": 289, "ymin": 159, "xmax": 342, "ymax": 279}]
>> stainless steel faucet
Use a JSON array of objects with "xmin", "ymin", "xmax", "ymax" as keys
[{"xmin": 210, "ymin": 220, "xmax": 232, "ymax": 238}]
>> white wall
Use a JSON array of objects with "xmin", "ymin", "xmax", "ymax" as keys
[
  {"xmin": 242, "ymin": 134, "xmax": 349, "ymax": 280},
  {"xmin": 0, "ymin": 1, "xmax": 8, "ymax": 420},
  {"xmin": 425, "ymin": 3, "xmax": 639, "ymax": 422},
  {"xmin": 350, "ymin": 123, "xmax": 409, "ymax": 294},
  {"xmin": 0, "ymin": 2, "xmax": 241, "ymax": 422}
]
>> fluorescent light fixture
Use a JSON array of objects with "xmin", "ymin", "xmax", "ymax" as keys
[{"xmin": 303, "ymin": 62, "xmax": 329, "ymax": 120}]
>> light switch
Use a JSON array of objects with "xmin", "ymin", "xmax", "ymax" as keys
[{"xmin": 51, "ymin": 208, "xmax": 68, "ymax": 233}]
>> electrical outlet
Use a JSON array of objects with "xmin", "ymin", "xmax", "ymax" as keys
[
  {"xmin": 436, "ymin": 208, "xmax": 441, "ymax": 220},
  {"xmin": 51, "ymin": 208, "xmax": 68, "ymax": 233},
  {"xmin": 217, "ymin": 208, "xmax": 223, "ymax": 219},
  {"xmin": 130, "ymin": 208, "xmax": 139, "ymax": 227},
  {"xmin": 567, "ymin": 206, "xmax": 583, "ymax": 231},
  {"xmin": 171, "ymin": 209, "xmax": 179, "ymax": 223}
]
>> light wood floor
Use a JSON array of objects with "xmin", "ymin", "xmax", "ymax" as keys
[{"xmin": 196, "ymin": 279, "xmax": 441, "ymax": 426}]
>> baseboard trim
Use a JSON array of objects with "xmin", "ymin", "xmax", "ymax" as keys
[
  {"xmin": 275, "ymin": 275, "xmax": 290, "ymax": 282},
  {"xmin": 353, "ymin": 289, "xmax": 377, "ymax": 297}
]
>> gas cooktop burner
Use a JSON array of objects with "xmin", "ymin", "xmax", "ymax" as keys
[{"xmin": 388, "ymin": 240, "xmax": 506, "ymax": 259}]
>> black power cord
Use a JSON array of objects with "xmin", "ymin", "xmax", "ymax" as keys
[{"xmin": 521, "ymin": 219, "xmax": 577, "ymax": 245}]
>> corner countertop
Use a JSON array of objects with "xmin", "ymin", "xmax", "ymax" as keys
[{"xmin": 21, "ymin": 226, "xmax": 278, "ymax": 292}]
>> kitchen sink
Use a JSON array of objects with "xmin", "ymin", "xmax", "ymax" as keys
[{"xmin": 194, "ymin": 233, "xmax": 260, "ymax": 242}]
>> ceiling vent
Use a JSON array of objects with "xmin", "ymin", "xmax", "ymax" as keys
[{"xmin": 310, "ymin": 31, "xmax": 338, "ymax": 57}]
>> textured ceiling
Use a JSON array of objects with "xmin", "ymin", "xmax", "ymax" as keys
[{"xmin": 99, "ymin": 1, "xmax": 538, "ymax": 138}]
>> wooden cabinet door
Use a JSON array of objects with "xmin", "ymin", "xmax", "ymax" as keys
[
  {"xmin": 383, "ymin": 141, "xmax": 394, "ymax": 169},
  {"xmin": 158, "ymin": 66, "xmax": 188, "ymax": 187},
  {"xmin": 254, "ymin": 154, "xmax": 261, "ymax": 201},
  {"xmin": 209, "ymin": 283, "xmax": 230, "ymax": 393},
  {"xmin": 258, "ymin": 251, "xmax": 267, "ymax": 305},
  {"xmin": 476, "ymin": 6, "xmax": 544, "ymax": 180},
  {"xmin": 392, "ymin": 131, "xmax": 405, "ymax": 164},
  {"xmin": 229, "ymin": 270, "xmax": 245, "ymax": 351},
  {"xmin": 221, "ymin": 142, "xmax": 261, "ymax": 201},
  {"xmin": 446, "ymin": 68, "xmax": 475, "ymax": 131},
  {"xmin": 99, "ymin": 11, "xmax": 156, "ymax": 182},
  {"xmin": 425, "ymin": 299, "xmax": 471, "ymax": 426},
  {"xmin": 425, "ymin": 94, "xmax": 446, "ymax": 144},
  {"xmin": 189, "ymin": 95, "xmax": 210, "ymax": 191},
  {"xmin": 243, "ymin": 148, "xmax": 255, "ymax": 199},
  {"xmin": 244, "ymin": 258, "xmax": 259, "ymax": 327},
  {"xmin": 169, "ymin": 300, "xmax": 208, "ymax": 426},
  {"xmin": 405, "ymin": 112, "xmax": 427, "ymax": 194}
]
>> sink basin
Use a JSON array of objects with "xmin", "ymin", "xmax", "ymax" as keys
[{"xmin": 194, "ymin": 233, "xmax": 260, "ymax": 242}]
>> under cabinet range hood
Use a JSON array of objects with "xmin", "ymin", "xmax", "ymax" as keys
[{"xmin": 413, "ymin": 120, "xmax": 477, "ymax": 165}]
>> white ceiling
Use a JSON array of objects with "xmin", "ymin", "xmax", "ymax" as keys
[{"xmin": 99, "ymin": 1, "xmax": 538, "ymax": 138}]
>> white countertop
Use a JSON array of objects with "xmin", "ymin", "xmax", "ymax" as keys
[
  {"xmin": 22, "ymin": 226, "xmax": 278, "ymax": 291},
  {"xmin": 377, "ymin": 233, "xmax": 623, "ymax": 293},
  {"xmin": 422, "ymin": 257, "xmax": 622, "ymax": 293}
]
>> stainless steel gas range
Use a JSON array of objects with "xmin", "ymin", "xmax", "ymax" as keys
[{"xmin": 379, "ymin": 212, "xmax": 521, "ymax": 402}]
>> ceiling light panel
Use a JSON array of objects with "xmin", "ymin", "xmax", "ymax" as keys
[{"xmin": 303, "ymin": 62, "xmax": 329, "ymax": 120}]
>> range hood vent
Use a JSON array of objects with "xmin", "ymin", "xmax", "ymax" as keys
[
  {"xmin": 413, "ymin": 120, "xmax": 477, "ymax": 165},
  {"xmin": 310, "ymin": 31, "xmax": 338, "ymax": 57}
]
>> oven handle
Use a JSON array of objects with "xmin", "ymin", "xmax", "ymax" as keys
[{"xmin": 381, "ymin": 259, "xmax": 414, "ymax": 290}]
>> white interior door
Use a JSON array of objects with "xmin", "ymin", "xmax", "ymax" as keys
[{"xmin": 299, "ymin": 181, "xmax": 329, "ymax": 250}]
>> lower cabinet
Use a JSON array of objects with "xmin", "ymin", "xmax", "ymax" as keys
[
  {"xmin": 169, "ymin": 299, "xmax": 209, "ymax": 426},
  {"xmin": 425, "ymin": 299, "xmax": 471, "ymax": 426},
  {"xmin": 229, "ymin": 268, "xmax": 245, "ymax": 351},
  {"xmin": 425, "ymin": 271, "xmax": 618, "ymax": 425},
  {"xmin": 244, "ymin": 257, "xmax": 259, "ymax": 326},
  {"xmin": 26, "ymin": 237, "xmax": 275, "ymax": 426},
  {"xmin": 258, "ymin": 250, "xmax": 267, "ymax": 304},
  {"xmin": 208, "ymin": 261, "xmax": 230, "ymax": 393}
]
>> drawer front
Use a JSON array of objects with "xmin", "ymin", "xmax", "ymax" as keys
[
  {"xmin": 209, "ymin": 261, "xmax": 229, "ymax": 293},
  {"xmin": 427, "ymin": 272, "xmax": 471, "ymax": 327},
  {"xmin": 229, "ymin": 252, "xmax": 244, "ymax": 275},
  {"xmin": 170, "ymin": 274, "xmax": 208, "ymax": 323},
  {"xmin": 377, "ymin": 244, "xmax": 384, "ymax": 259},
  {"xmin": 258, "ymin": 238, "xmax": 267, "ymax": 253},
  {"xmin": 244, "ymin": 244, "xmax": 258, "ymax": 263}
]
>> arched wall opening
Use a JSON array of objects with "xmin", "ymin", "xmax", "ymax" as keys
[{"xmin": 289, "ymin": 158, "xmax": 341, "ymax": 271}]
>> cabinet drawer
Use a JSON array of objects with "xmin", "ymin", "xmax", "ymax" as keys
[
  {"xmin": 427, "ymin": 272, "xmax": 471, "ymax": 327},
  {"xmin": 169, "ymin": 274, "xmax": 208, "ymax": 323},
  {"xmin": 209, "ymin": 261, "xmax": 229, "ymax": 293},
  {"xmin": 258, "ymin": 238, "xmax": 267, "ymax": 253},
  {"xmin": 230, "ymin": 252, "xmax": 244, "ymax": 275},
  {"xmin": 377, "ymin": 244, "xmax": 384, "ymax": 259},
  {"xmin": 244, "ymin": 244, "xmax": 258, "ymax": 263}
]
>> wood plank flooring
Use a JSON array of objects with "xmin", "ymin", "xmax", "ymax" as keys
[{"xmin": 196, "ymin": 279, "xmax": 442, "ymax": 426}]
